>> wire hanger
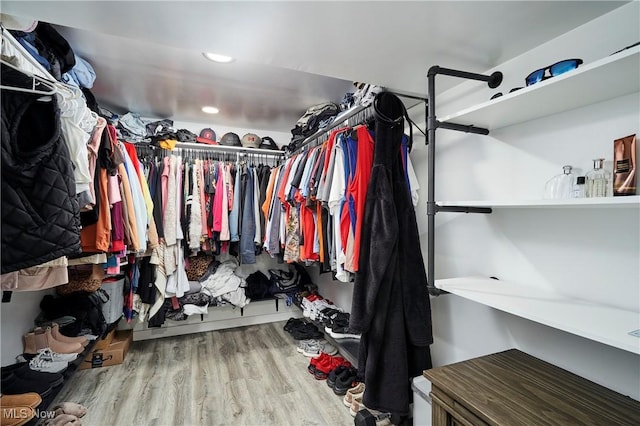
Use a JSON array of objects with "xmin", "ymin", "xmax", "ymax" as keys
[{"xmin": 0, "ymin": 58, "xmax": 56, "ymax": 95}]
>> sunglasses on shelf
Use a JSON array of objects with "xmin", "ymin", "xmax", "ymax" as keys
[{"xmin": 525, "ymin": 59, "xmax": 583, "ymax": 86}]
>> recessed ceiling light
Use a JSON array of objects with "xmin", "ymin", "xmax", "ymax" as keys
[
  {"xmin": 203, "ymin": 52, "xmax": 234, "ymax": 63},
  {"xmin": 202, "ymin": 106, "xmax": 220, "ymax": 114}
]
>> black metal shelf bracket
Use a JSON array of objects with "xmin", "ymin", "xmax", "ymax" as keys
[{"xmin": 425, "ymin": 65, "xmax": 502, "ymax": 296}]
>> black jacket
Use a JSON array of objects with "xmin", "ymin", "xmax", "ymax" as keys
[
  {"xmin": 1, "ymin": 64, "xmax": 81, "ymax": 274},
  {"xmin": 351, "ymin": 92, "xmax": 433, "ymax": 416}
]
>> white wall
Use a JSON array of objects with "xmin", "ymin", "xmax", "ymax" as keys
[{"xmin": 314, "ymin": 2, "xmax": 640, "ymax": 400}]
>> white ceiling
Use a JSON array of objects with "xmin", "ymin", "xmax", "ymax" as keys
[{"xmin": 1, "ymin": 1, "xmax": 627, "ymax": 133}]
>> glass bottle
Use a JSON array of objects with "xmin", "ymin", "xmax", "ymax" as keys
[
  {"xmin": 572, "ymin": 176, "xmax": 586, "ymax": 198},
  {"xmin": 586, "ymin": 158, "xmax": 610, "ymax": 198},
  {"xmin": 544, "ymin": 165, "xmax": 574, "ymax": 199}
]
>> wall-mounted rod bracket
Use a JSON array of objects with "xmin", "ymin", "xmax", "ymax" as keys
[
  {"xmin": 437, "ymin": 205, "xmax": 493, "ymax": 214},
  {"xmin": 427, "ymin": 66, "xmax": 503, "ymax": 88},
  {"xmin": 437, "ymin": 121, "xmax": 489, "ymax": 135}
]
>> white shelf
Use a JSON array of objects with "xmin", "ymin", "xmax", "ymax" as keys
[
  {"xmin": 435, "ymin": 277, "xmax": 640, "ymax": 355},
  {"xmin": 437, "ymin": 196, "xmax": 640, "ymax": 209},
  {"xmin": 440, "ymin": 46, "xmax": 640, "ymax": 130}
]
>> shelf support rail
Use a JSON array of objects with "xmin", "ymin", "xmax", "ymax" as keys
[{"xmin": 426, "ymin": 65, "xmax": 502, "ymax": 296}]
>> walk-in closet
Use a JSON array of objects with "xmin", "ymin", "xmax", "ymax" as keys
[{"xmin": 1, "ymin": 2, "xmax": 639, "ymax": 426}]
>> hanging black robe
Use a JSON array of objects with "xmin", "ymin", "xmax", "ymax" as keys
[{"xmin": 350, "ymin": 91, "xmax": 433, "ymax": 416}]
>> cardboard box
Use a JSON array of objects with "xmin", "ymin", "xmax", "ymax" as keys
[
  {"xmin": 92, "ymin": 328, "xmax": 115, "ymax": 350},
  {"xmin": 79, "ymin": 330, "xmax": 132, "ymax": 370}
]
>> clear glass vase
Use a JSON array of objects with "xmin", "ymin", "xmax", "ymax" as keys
[{"xmin": 544, "ymin": 165, "xmax": 574, "ymax": 199}]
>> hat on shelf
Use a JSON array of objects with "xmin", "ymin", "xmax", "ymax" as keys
[
  {"xmin": 196, "ymin": 128, "xmax": 217, "ymax": 145},
  {"xmin": 259, "ymin": 136, "xmax": 279, "ymax": 150},
  {"xmin": 0, "ymin": 14, "xmax": 38, "ymax": 32},
  {"xmin": 220, "ymin": 132, "xmax": 242, "ymax": 147},
  {"xmin": 241, "ymin": 133, "xmax": 261, "ymax": 148}
]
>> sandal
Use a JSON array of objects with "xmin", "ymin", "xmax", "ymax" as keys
[{"xmin": 52, "ymin": 402, "xmax": 87, "ymax": 418}]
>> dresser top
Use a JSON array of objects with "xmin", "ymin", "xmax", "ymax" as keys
[{"xmin": 423, "ymin": 349, "xmax": 640, "ymax": 426}]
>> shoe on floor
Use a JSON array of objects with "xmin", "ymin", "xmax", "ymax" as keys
[
  {"xmin": 296, "ymin": 339, "xmax": 319, "ymax": 354},
  {"xmin": 52, "ymin": 402, "xmax": 87, "ymax": 418},
  {"xmin": 327, "ymin": 365, "xmax": 349, "ymax": 389},
  {"xmin": 333, "ymin": 366, "xmax": 359, "ymax": 395},
  {"xmin": 302, "ymin": 340, "xmax": 337, "ymax": 358},
  {"xmin": 343, "ymin": 382, "xmax": 365, "ymax": 407},
  {"xmin": 0, "ymin": 393, "xmax": 42, "ymax": 409}
]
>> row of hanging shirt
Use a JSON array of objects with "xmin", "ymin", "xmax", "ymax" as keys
[
  {"xmin": 261, "ymin": 120, "xmax": 419, "ymax": 282},
  {"xmin": 130, "ymin": 149, "xmax": 282, "ymax": 323}
]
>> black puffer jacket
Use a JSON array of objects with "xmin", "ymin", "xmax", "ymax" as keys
[{"xmin": 1, "ymin": 64, "xmax": 81, "ymax": 274}]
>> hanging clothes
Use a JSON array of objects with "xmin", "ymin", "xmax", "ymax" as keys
[
  {"xmin": 1, "ymin": 64, "xmax": 81, "ymax": 274},
  {"xmin": 350, "ymin": 91, "xmax": 433, "ymax": 416}
]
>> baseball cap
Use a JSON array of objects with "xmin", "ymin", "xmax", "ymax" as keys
[
  {"xmin": 241, "ymin": 133, "xmax": 261, "ymax": 149},
  {"xmin": 220, "ymin": 132, "xmax": 242, "ymax": 147},
  {"xmin": 196, "ymin": 128, "xmax": 217, "ymax": 145},
  {"xmin": 259, "ymin": 136, "xmax": 279, "ymax": 150}
]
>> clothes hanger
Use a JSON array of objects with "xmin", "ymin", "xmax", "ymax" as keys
[{"xmin": 0, "ymin": 58, "xmax": 56, "ymax": 96}]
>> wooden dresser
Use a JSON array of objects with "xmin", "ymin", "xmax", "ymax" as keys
[{"xmin": 423, "ymin": 349, "xmax": 640, "ymax": 425}]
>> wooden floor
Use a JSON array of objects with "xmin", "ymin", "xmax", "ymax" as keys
[{"xmin": 53, "ymin": 321, "xmax": 356, "ymax": 426}]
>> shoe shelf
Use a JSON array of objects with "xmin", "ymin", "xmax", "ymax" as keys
[
  {"xmin": 435, "ymin": 277, "xmax": 640, "ymax": 355},
  {"xmin": 439, "ymin": 45, "xmax": 639, "ymax": 130},
  {"xmin": 437, "ymin": 196, "xmax": 640, "ymax": 209}
]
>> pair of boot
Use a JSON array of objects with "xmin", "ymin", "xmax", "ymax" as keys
[
  {"xmin": 0, "ymin": 392, "xmax": 41, "ymax": 426},
  {"xmin": 24, "ymin": 324, "xmax": 88, "ymax": 356}
]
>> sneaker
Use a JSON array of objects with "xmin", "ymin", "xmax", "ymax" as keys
[
  {"xmin": 37, "ymin": 348, "xmax": 78, "ymax": 362},
  {"xmin": 327, "ymin": 365, "xmax": 349, "ymax": 389},
  {"xmin": 333, "ymin": 367, "xmax": 359, "ymax": 395},
  {"xmin": 328, "ymin": 325, "xmax": 361, "ymax": 339},
  {"xmin": 296, "ymin": 339, "xmax": 319, "ymax": 354},
  {"xmin": 302, "ymin": 341, "xmax": 338, "ymax": 358},
  {"xmin": 283, "ymin": 317, "xmax": 305, "ymax": 334},
  {"xmin": 350, "ymin": 395, "xmax": 365, "ymax": 417},
  {"xmin": 343, "ymin": 382, "xmax": 365, "ymax": 407},
  {"xmin": 301, "ymin": 294, "xmax": 322, "ymax": 317},
  {"xmin": 315, "ymin": 355, "xmax": 350, "ymax": 380},
  {"xmin": 309, "ymin": 299, "xmax": 334, "ymax": 321},
  {"xmin": 324, "ymin": 312, "xmax": 350, "ymax": 333},
  {"xmin": 317, "ymin": 306, "xmax": 342, "ymax": 324},
  {"xmin": 28, "ymin": 352, "xmax": 68, "ymax": 374},
  {"xmin": 291, "ymin": 323, "xmax": 324, "ymax": 340},
  {"xmin": 308, "ymin": 352, "xmax": 331, "ymax": 375}
]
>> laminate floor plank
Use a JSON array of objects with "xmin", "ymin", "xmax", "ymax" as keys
[{"xmin": 54, "ymin": 321, "xmax": 355, "ymax": 425}]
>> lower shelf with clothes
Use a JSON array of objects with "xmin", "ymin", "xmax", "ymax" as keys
[{"xmin": 130, "ymin": 297, "xmax": 302, "ymax": 341}]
